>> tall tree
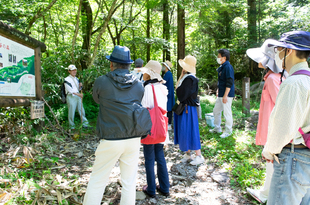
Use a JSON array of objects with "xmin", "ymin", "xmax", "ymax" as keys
[
  {"xmin": 247, "ymin": 0, "xmax": 257, "ymax": 47},
  {"xmin": 177, "ymin": 2, "xmax": 185, "ymax": 79},
  {"xmin": 24, "ymin": 0, "xmax": 58, "ymax": 35},
  {"xmin": 162, "ymin": 0, "xmax": 170, "ymax": 61},
  {"xmin": 72, "ymin": 0, "xmax": 83, "ymax": 64},
  {"xmin": 107, "ymin": 1, "xmax": 144, "ymax": 46},
  {"xmin": 146, "ymin": 0, "xmax": 151, "ymax": 62}
]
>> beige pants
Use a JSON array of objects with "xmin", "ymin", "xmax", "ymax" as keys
[{"xmin": 83, "ymin": 137, "xmax": 141, "ymax": 205}]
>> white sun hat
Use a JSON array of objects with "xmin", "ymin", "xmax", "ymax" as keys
[
  {"xmin": 141, "ymin": 60, "xmax": 165, "ymax": 82},
  {"xmin": 246, "ymin": 39, "xmax": 282, "ymax": 74}
]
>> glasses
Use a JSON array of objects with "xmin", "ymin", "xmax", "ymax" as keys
[{"xmin": 274, "ymin": 47, "xmax": 285, "ymax": 53}]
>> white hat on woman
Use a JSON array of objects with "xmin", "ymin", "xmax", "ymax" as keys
[
  {"xmin": 246, "ymin": 39, "xmax": 282, "ymax": 74},
  {"xmin": 178, "ymin": 55, "xmax": 196, "ymax": 74},
  {"xmin": 141, "ymin": 60, "xmax": 165, "ymax": 82}
]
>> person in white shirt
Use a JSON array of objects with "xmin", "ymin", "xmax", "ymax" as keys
[
  {"xmin": 262, "ymin": 31, "xmax": 310, "ymax": 205},
  {"xmin": 140, "ymin": 60, "xmax": 170, "ymax": 198},
  {"xmin": 64, "ymin": 64, "xmax": 89, "ymax": 130}
]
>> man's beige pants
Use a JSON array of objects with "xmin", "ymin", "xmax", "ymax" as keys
[{"xmin": 83, "ymin": 137, "xmax": 141, "ymax": 205}]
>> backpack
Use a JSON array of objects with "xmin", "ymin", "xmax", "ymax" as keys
[{"xmin": 60, "ymin": 80, "xmax": 72, "ymax": 103}]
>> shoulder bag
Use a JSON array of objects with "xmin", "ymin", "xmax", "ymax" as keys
[{"xmin": 141, "ymin": 84, "xmax": 168, "ymax": 144}]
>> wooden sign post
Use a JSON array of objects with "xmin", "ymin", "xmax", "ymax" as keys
[{"xmin": 242, "ymin": 77, "xmax": 250, "ymax": 116}]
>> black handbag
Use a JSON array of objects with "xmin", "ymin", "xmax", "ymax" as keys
[{"xmin": 172, "ymin": 101, "xmax": 187, "ymax": 115}]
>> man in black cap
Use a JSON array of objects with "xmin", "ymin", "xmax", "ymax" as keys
[
  {"xmin": 83, "ymin": 46, "xmax": 151, "ymax": 205},
  {"xmin": 262, "ymin": 31, "xmax": 310, "ymax": 204}
]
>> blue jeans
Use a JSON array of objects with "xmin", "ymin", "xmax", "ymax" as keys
[
  {"xmin": 67, "ymin": 94, "xmax": 88, "ymax": 129},
  {"xmin": 143, "ymin": 144, "xmax": 170, "ymax": 195},
  {"xmin": 268, "ymin": 146, "xmax": 310, "ymax": 205}
]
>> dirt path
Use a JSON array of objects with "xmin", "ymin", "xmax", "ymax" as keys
[{"xmin": 79, "ymin": 129, "xmax": 255, "ymax": 205}]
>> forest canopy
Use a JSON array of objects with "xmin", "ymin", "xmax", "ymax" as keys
[{"xmin": 1, "ymin": 0, "xmax": 310, "ymax": 96}]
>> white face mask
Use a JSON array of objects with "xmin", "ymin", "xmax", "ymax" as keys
[
  {"xmin": 275, "ymin": 48, "xmax": 285, "ymax": 69},
  {"xmin": 217, "ymin": 58, "xmax": 222, "ymax": 65},
  {"xmin": 275, "ymin": 48, "xmax": 291, "ymax": 70},
  {"xmin": 162, "ymin": 66, "xmax": 166, "ymax": 72}
]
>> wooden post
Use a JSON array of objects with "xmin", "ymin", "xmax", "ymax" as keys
[
  {"xmin": 35, "ymin": 47, "xmax": 43, "ymax": 100},
  {"xmin": 242, "ymin": 77, "xmax": 250, "ymax": 116}
]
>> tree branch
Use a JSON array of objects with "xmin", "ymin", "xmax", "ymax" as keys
[{"xmin": 25, "ymin": 0, "xmax": 58, "ymax": 35}]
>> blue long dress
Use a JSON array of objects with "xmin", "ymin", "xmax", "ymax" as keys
[{"xmin": 174, "ymin": 75, "xmax": 201, "ymax": 152}]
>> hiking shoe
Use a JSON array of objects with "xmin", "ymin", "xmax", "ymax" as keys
[
  {"xmin": 246, "ymin": 188, "xmax": 266, "ymax": 204},
  {"xmin": 181, "ymin": 154, "xmax": 193, "ymax": 163},
  {"xmin": 156, "ymin": 185, "xmax": 170, "ymax": 197},
  {"xmin": 220, "ymin": 132, "xmax": 232, "ymax": 138},
  {"xmin": 190, "ymin": 155, "xmax": 205, "ymax": 165},
  {"xmin": 209, "ymin": 128, "xmax": 222, "ymax": 133}
]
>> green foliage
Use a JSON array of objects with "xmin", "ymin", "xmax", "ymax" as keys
[{"xmin": 200, "ymin": 97, "xmax": 265, "ymax": 190}]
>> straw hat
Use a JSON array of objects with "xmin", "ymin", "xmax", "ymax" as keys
[
  {"xmin": 141, "ymin": 60, "xmax": 164, "ymax": 82},
  {"xmin": 178, "ymin": 55, "xmax": 196, "ymax": 74},
  {"xmin": 162, "ymin": 60, "xmax": 172, "ymax": 70}
]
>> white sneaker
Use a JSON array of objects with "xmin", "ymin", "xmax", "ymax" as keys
[
  {"xmin": 246, "ymin": 188, "xmax": 266, "ymax": 204},
  {"xmin": 181, "ymin": 154, "xmax": 193, "ymax": 163},
  {"xmin": 209, "ymin": 128, "xmax": 222, "ymax": 133},
  {"xmin": 220, "ymin": 132, "xmax": 232, "ymax": 138},
  {"xmin": 168, "ymin": 124, "xmax": 172, "ymax": 130},
  {"xmin": 190, "ymin": 156, "xmax": 205, "ymax": 165}
]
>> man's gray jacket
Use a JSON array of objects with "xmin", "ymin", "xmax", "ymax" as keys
[{"xmin": 93, "ymin": 68, "xmax": 151, "ymax": 140}]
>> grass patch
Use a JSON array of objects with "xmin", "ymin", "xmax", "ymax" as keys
[{"xmin": 199, "ymin": 95, "xmax": 265, "ymax": 191}]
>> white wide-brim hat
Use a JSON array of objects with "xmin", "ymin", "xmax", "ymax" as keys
[
  {"xmin": 141, "ymin": 60, "xmax": 165, "ymax": 82},
  {"xmin": 178, "ymin": 55, "xmax": 196, "ymax": 74},
  {"xmin": 246, "ymin": 39, "xmax": 282, "ymax": 74}
]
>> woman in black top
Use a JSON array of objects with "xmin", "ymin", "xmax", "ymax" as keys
[{"xmin": 174, "ymin": 55, "xmax": 205, "ymax": 166}]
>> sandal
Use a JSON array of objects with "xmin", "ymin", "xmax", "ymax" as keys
[
  {"xmin": 156, "ymin": 185, "xmax": 170, "ymax": 197},
  {"xmin": 142, "ymin": 185, "xmax": 156, "ymax": 198}
]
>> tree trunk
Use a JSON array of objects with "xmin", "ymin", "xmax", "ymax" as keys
[
  {"xmin": 162, "ymin": 0, "xmax": 170, "ymax": 62},
  {"xmin": 177, "ymin": 3, "xmax": 185, "ymax": 79},
  {"xmin": 72, "ymin": 0, "xmax": 83, "ymax": 64},
  {"xmin": 81, "ymin": 0, "xmax": 93, "ymax": 69},
  {"xmin": 247, "ymin": 0, "xmax": 258, "ymax": 79},
  {"xmin": 146, "ymin": 1, "xmax": 151, "ymax": 62},
  {"xmin": 88, "ymin": 0, "xmax": 119, "ymax": 68},
  {"xmin": 247, "ymin": 0, "xmax": 257, "ymax": 47}
]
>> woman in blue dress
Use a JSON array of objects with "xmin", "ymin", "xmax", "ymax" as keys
[{"xmin": 174, "ymin": 55, "xmax": 204, "ymax": 165}]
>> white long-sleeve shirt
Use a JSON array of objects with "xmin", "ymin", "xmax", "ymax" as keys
[
  {"xmin": 64, "ymin": 75, "xmax": 80, "ymax": 96},
  {"xmin": 263, "ymin": 62, "xmax": 310, "ymax": 161}
]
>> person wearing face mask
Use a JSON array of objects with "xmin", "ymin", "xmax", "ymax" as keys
[
  {"xmin": 162, "ymin": 60, "xmax": 175, "ymax": 130},
  {"xmin": 209, "ymin": 49, "xmax": 235, "ymax": 138},
  {"xmin": 261, "ymin": 31, "xmax": 310, "ymax": 205},
  {"xmin": 245, "ymin": 39, "xmax": 286, "ymax": 204}
]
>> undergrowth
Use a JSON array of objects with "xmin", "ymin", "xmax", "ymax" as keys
[{"xmin": 199, "ymin": 95, "xmax": 265, "ymax": 192}]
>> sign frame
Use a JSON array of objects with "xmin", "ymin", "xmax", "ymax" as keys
[{"xmin": 0, "ymin": 21, "xmax": 46, "ymax": 107}]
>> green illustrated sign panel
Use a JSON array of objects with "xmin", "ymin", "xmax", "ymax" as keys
[{"xmin": 0, "ymin": 34, "xmax": 35, "ymax": 97}]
